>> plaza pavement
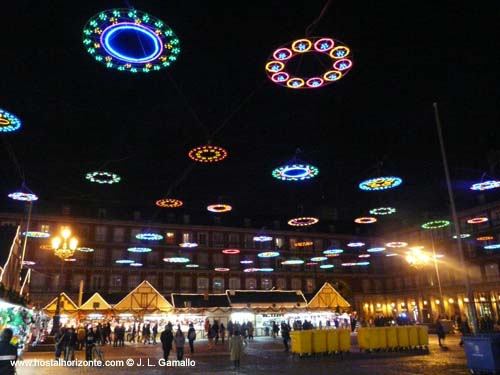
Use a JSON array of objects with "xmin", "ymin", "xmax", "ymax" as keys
[{"xmin": 17, "ymin": 333, "xmax": 470, "ymax": 375}]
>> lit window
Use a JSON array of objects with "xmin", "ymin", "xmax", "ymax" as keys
[
  {"xmin": 277, "ymin": 278, "xmax": 286, "ymax": 290},
  {"xmin": 245, "ymin": 278, "xmax": 256, "ymax": 290},
  {"xmin": 213, "ymin": 277, "xmax": 224, "ymax": 293},
  {"xmin": 261, "ymin": 278, "xmax": 272, "ymax": 290},
  {"xmin": 197, "ymin": 277, "xmax": 209, "ymax": 292},
  {"xmin": 166, "ymin": 232, "xmax": 176, "ymax": 245}
]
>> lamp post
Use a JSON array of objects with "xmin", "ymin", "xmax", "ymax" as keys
[
  {"xmin": 49, "ymin": 226, "xmax": 78, "ymax": 335},
  {"xmin": 405, "ymin": 247, "xmax": 435, "ymax": 322}
]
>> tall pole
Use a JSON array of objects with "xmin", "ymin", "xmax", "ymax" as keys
[
  {"xmin": 430, "ymin": 232, "xmax": 444, "ymax": 313},
  {"xmin": 20, "ymin": 200, "xmax": 33, "ymax": 267},
  {"xmin": 433, "ymin": 102, "xmax": 479, "ymax": 333}
]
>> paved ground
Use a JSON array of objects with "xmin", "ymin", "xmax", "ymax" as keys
[{"xmin": 17, "ymin": 334, "xmax": 470, "ymax": 375}]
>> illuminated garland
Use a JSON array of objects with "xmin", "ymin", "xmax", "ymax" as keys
[
  {"xmin": 358, "ymin": 254, "xmax": 371, "ymax": 258},
  {"xmin": 347, "ymin": 242, "xmax": 365, "ymax": 247},
  {"xmin": 179, "ymin": 242, "xmax": 198, "ymax": 248},
  {"xmin": 77, "ymin": 247, "xmax": 95, "ymax": 253},
  {"xmin": 323, "ymin": 249, "xmax": 343, "ymax": 255},
  {"xmin": 470, "ymin": 181, "xmax": 500, "ymax": 191},
  {"xmin": 244, "ymin": 268, "xmax": 259, "ymax": 273},
  {"xmin": 476, "ymin": 236, "xmax": 493, "ymax": 241},
  {"xmin": 320, "ymin": 264, "xmax": 334, "ymax": 269},
  {"xmin": 83, "ymin": 8, "xmax": 180, "ymax": 73},
  {"xmin": 0, "ymin": 109, "xmax": 22, "ymax": 132},
  {"xmin": 421, "ymin": 220, "xmax": 450, "ymax": 229},
  {"xmin": 452, "ymin": 234, "xmax": 471, "ymax": 239},
  {"xmin": 272, "ymin": 164, "xmax": 319, "ymax": 181},
  {"xmin": 188, "ymin": 145, "xmax": 227, "ymax": 163},
  {"xmin": 359, "ymin": 176, "xmax": 403, "ymax": 191},
  {"xmin": 265, "ymin": 37, "xmax": 353, "ymax": 89},
  {"xmin": 281, "ymin": 259, "xmax": 304, "ymax": 265},
  {"xmin": 354, "ymin": 217, "xmax": 377, "ymax": 224},
  {"xmin": 127, "ymin": 247, "xmax": 152, "ymax": 253},
  {"xmin": 253, "ymin": 235, "xmax": 272, "ymax": 242},
  {"xmin": 369, "ymin": 207, "xmax": 396, "ymax": 216},
  {"xmin": 214, "ymin": 267, "xmax": 230, "ymax": 272},
  {"xmin": 257, "ymin": 251, "xmax": 280, "ymax": 258},
  {"xmin": 385, "ymin": 241, "xmax": 408, "ymax": 248},
  {"xmin": 115, "ymin": 259, "xmax": 134, "ymax": 264},
  {"xmin": 259, "ymin": 268, "xmax": 274, "ymax": 272},
  {"xmin": 222, "ymin": 249, "xmax": 240, "ymax": 255},
  {"xmin": 22, "ymin": 261, "xmax": 36, "ymax": 266},
  {"xmin": 207, "ymin": 204, "xmax": 232, "ymax": 213},
  {"xmin": 240, "ymin": 260, "xmax": 253, "ymax": 264},
  {"xmin": 22, "ymin": 231, "xmax": 50, "ymax": 238},
  {"xmin": 484, "ymin": 244, "xmax": 500, "ymax": 250},
  {"xmin": 136, "ymin": 233, "xmax": 164, "ymax": 241},
  {"xmin": 310, "ymin": 256, "xmax": 327, "ymax": 262},
  {"xmin": 296, "ymin": 241, "xmax": 314, "ymax": 247},
  {"xmin": 64, "ymin": 258, "xmax": 77, "ymax": 262},
  {"xmin": 156, "ymin": 198, "xmax": 183, "ymax": 208},
  {"xmin": 186, "ymin": 264, "xmax": 199, "ymax": 268},
  {"xmin": 385, "ymin": 253, "xmax": 398, "ymax": 257},
  {"xmin": 163, "ymin": 257, "xmax": 190, "ymax": 263},
  {"xmin": 287, "ymin": 217, "xmax": 319, "ymax": 227},
  {"xmin": 86, "ymin": 171, "xmax": 121, "ymax": 184},
  {"xmin": 367, "ymin": 247, "xmax": 385, "ymax": 253},
  {"xmin": 467, "ymin": 217, "xmax": 488, "ymax": 224},
  {"xmin": 8, "ymin": 192, "xmax": 38, "ymax": 202},
  {"xmin": 130, "ymin": 262, "xmax": 143, "ymax": 267},
  {"xmin": 306, "ymin": 262, "xmax": 318, "ymax": 266}
]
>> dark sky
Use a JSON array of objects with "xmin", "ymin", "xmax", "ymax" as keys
[{"xmin": 1, "ymin": 1, "xmax": 499, "ymax": 234}]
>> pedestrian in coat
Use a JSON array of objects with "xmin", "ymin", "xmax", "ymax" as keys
[
  {"xmin": 187, "ymin": 323, "xmax": 196, "ymax": 354},
  {"xmin": 160, "ymin": 325, "xmax": 173, "ymax": 361},
  {"xmin": 64, "ymin": 327, "xmax": 77, "ymax": 362},
  {"xmin": 220, "ymin": 323, "xmax": 226, "ymax": 344},
  {"xmin": 229, "ymin": 330, "xmax": 244, "ymax": 371},
  {"xmin": 281, "ymin": 322, "xmax": 291, "ymax": 352},
  {"xmin": 152, "ymin": 323, "xmax": 158, "ymax": 344},
  {"xmin": 436, "ymin": 317, "xmax": 446, "ymax": 347},
  {"xmin": 174, "ymin": 327, "xmax": 185, "ymax": 360},
  {"xmin": 0, "ymin": 328, "xmax": 17, "ymax": 375},
  {"xmin": 84, "ymin": 328, "xmax": 96, "ymax": 361}
]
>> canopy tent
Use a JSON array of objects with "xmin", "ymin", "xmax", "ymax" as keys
[{"xmin": 306, "ymin": 282, "xmax": 351, "ymax": 309}]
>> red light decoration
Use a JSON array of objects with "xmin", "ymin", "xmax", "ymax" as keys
[
  {"xmin": 214, "ymin": 267, "xmax": 230, "ymax": 272},
  {"xmin": 467, "ymin": 217, "xmax": 488, "ymax": 224},
  {"xmin": 477, "ymin": 236, "xmax": 493, "ymax": 241},
  {"xmin": 222, "ymin": 248, "xmax": 240, "ymax": 255},
  {"xmin": 296, "ymin": 241, "xmax": 314, "ymax": 247},
  {"xmin": 287, "ymin": 217, "xmax": 319, "ymax": 227},
  {"xmin": 354, "ymin": 217, "xmax": 377, "ymax": 224},
  {"xmin": 156, "ymin": 198, "xmax": 183, "ymax": 208},
  {"xmin": 207, "ymin": 204, "xmax": 232, "ymax": 213},
  {"xmin": 188, "ymin": 145, "xmax": 227, "ymax": 163}
]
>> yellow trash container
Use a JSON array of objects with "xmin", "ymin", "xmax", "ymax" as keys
[
  {"xmin": 326, "ymin": 329, "xmax": 339, "ymax": 353},
  {"xmin": 338, "ymin": 329, "xmax": 351, "ymax": 352},
  {"xmin": 291, "ymin": 330, "xmax": 313, "ymax": 356},
  {"xmin": 385, "ymin": 326, "xmax": 398, "ymax": 349},
  {"xmin": 416, "ymin": 325, "xmax": 429, "ymax": 347},
  {"xmin": 375, "ymin": 327, "xmax": 387, "ymax": 349},
  {"xmin": 396, "ymin": 326, "xmax": 409, "ymax": 348},
  {"xmin": 312, "ymin": 330, "xmax": 327, "ymax": 354},
  {"xmin": 408, "ymin": 326, "xmax": 418, "ymax": 348},
  {"xmin": 357, "ymin": 328, "xmax": 369, "ymax": 351}
]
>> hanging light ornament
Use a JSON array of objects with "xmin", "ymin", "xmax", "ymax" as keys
[
  {"xmin": 207, "ymin": 204, "xmax": 232, "ymax": 213},
  {"xmin": 281, "ymin": 259, "xmax": 305, "ymax": 265},
  {"xmin": 467, "ymin": 217, "xmax": 488, "ymax": 224},
  {"xmin": 0, "ymin": 108, "xmax": 22, "ymax": 132},
  {"xmin": 253, "ymin": 235, "xmax": 273, "ymax": 242},
  {"xmin": 347, "ymin": 242, "xmax": 365, "ymax": 247},
  {"xmin": 136, "ymin": 232, "xmax": 164, "ymax": 241},
  {"xmin": 77, "ymin": 247, "xmax": 95, "ymax": 253},
  {"xmin": 421, "ymin": 220, "xmax": 450, "ymax": 229},
  {"xmin": 367, "ymin": 247, "xmax": 385, "ymax": 253},
  {"xmin": 354, "ymin": 217, "xmax": 377, "ymax": 224},
  {"xmin": 385, "ymin": 241, "xmax": 408, "ymax": 248},
  {"xmin": 257, "ymin": 251, "xmax": 280, "ymax": 258},
  {"xmin": 127, "ymin": 247, "xmax": 152, "ymax": 253},
  {"xmin": 320, "ymin": 264, "xmax": 334, "ymax": 269},
  {"xmin": 452, "ymin": 234, "xmax": 471, "ymax": 239},
  {"xmin": 222, "ymin": 249, "xmax": 240, "ymax": 255},
  {"xmin": 163, "ymin": 257, "xmax": 190, "ymax": 263},
  {"xmin": 296, "ymin": 241, "xmax": 314, "ymax": 247},
  {"xmin": 358, "ymin": 176, "xmax": 403, "ymax": 191},
  {"xmin": 22, "ymin": 231, "xmax": 50, "ymax": 238},
  {"xmin": 188, "ymin": 145, "xmax": 227, "ymax": 163},
  {"xmin": 156, "ymin": 198, "xmax": 183, "ymax": 208},
  {"xmin": 476, "ymin": 236, "xmax": 493, "ymax": 241},
  {"xmin": 214, "ymin": 267, "xmax": 230, "ymax": 272},
  {"xmin": 272, "ymin": 163, "xmax": 319, "ymax": 181},
  {"xmin": 323, "ymin": 248, "xmax": 343, "ymax": 255},
  {"xmin": 179, "ymin": 242, "xmax": 198, "ymax": 248},
  {"xmin": 85, "ymin": 171, "xmax": 121, "ymax": 184},
  {"xmin": 83, "ymin": 8, "xmax": 180, "ymax": 73},
  {"xmin": 369, "ymin": 207, "xmax": 396, "ymax": 216},
  {"xmin": 470, "ymin": 180, "xmax": 500, "ymax": 191},
  {"xmin": 115, "ymin": 259, "xmax": 134, "ymax": 264},
  {"xmin": 8, "ymin": 191, "xmax": 38, "ymax": 202},
  {"xmin": 287, "ymin": 217, "xmax": 319, "ymax": 227}
]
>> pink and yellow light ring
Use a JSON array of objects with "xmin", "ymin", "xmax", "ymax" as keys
[
  {"xmin": 359, "ymin": 176, "xmax": 403, "ymax": 191},
  {"xmin": 77, "ymin": 247, "xmax": 95, "ymax": 253},
  {"xmin": 354, "ymin": 217, "xmax": 377, "ymax": 224},
  {"xmin": 244, "ymin": 268, "xmax": 259, "ymax": 273},
  {"xmin": 207, "ymin": 204, "xmax": 232, "ymax": 213},
  {"xmin": 179, "ymin": 242, "xmax": 198, "ymax": 248},
  {"xmin": 163, "ymin": 257, "xmax": 190, "ymax": 263},
  {"xmin": 22, "ymin": 231, "xmax": 50, "ymax": 238},
  {"xmin": 265, "ymin": 36, "xmax": 353, "ymax": 89},
  {"xmin": 188, "ymin": 145, "xmax": 228, "ymax": 163},
  {"xmin": 127, "ymin": 247, "xmax": 152, "ymax": 253},
  {"xmin": 281, "ymin": 259, "xmax": 305, "ymax": 265},
  {"xmin": 470, "ymin": 180, "xmax": 500, "ymax": 191},
  {"xmin": 369, "ymin": 207, "xmax": 396, "ymax": 216},
  {"xmin": 257, "ymin": 251, "xmax": 280, "ymax": 258},
  {"xmin": 156, "ymin": 198, "xmax": 183, "ymax": 208},
  {"xmin": 385, "ymin": 241, "xmax": 408, "ymax": 248},
  {"xmin": 467, "ymin": 217, "xmax": 488, "ymax": 224},
  {"xmin": 8, "ymin": 192, "xmax": 38, "ymax": 201},
  {"xmin": 0, "ymin": 109, "xmax": 22, "ymax": 132},
  {"xmin": 272, "ymin": 163, "xmax": 319, "ymax": 181},
  {"xmin": 421, "ymin": 220, "xmax": 450, "ymax": 229},
  {"xmin": 287, "ymin": 217, "xmax": 319, "ymax": 227},
  {"xmin": 477, "ymin": 236, "xmax": 494, "ymax": 241},
  {"xmin": 310, "ymin": 256, "xmax": 327, "ymax": 262},
  {"xmin": 358, "ymin": 254, "xmax": 371, "ymax": 258},
  {"xmin": 86, "ymin": 171, "xmax": 121, "ymax": 184},
  {"xmin": 214, "ymin": 267, "xmax": 230, "ymax": 272},
  {"xmin": 296, "ymin": 241, "xmax": 313, "ymax": 247},
  {"xmin": 83, "ymin": 8, "xmax": 180, "ymax": 73},
  {"xmin": 222, "ymin": 248, "xmax": 240, "ymax": 255}
]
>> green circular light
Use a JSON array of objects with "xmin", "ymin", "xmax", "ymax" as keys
[{"xmin": 421, "ymin": 220, "xmax": 450, "ymax": 229}]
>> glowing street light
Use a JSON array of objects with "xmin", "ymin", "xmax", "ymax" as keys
[{"xmin": 51, "ymin": 227, "xmax": 78, "ymax": 260}]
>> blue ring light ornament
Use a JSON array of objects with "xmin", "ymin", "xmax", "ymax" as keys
[
  {"xmin": 0, "ymin": 109, "xmax": 22, "ymax": 132},
  {"xmin": 240, "ymin": 260, "xmax": 253, "ymax": 264},
  {"xmin": 259, "ymin": 268, "xmax": 274, "ymax": 272},
  {"xmin": 323, "ymin": 248, "xmax": 343, "ymax": 255},
  {"xmin": 83, "ymin": 9, "xmax": 180, "ymax": 73},
  {"xmin": 115, "ymin": 259, "xmax": 134, "ymax": 264},
  {"xmin": 272, "ymin": 163, "xmax": 319, "ymax": 181},
  {"xmin": 484, "ymin": 244, "xmax": 500, "ymax": 250},
  {"xmin": 136, "ymin": 232, "xmax": 164, "ymax": 241},
  {"xmin": 8, "ymin": 191, "xmax": 39, "ymax": 201},
  {"xmin": 310, "ymin": 256, "xmax": 327, "ymax": 262},
  {"xmin": 470, "ymin": 180, "xmax": 500, "ymax": 191},
  {"xmin": 367, "ymin": 247, "xmax": 385, "ymax": 253},
  {"xmin": 281, "ymin": 259, "xmax": 305, "ymax": 265},
  {"xmin": 320, "ymin": 264, "xmax": 334, "ymax": 269},
  {"xmin": 347, "ymin": 242, "xmax": 365, "ymax": 247},
  {"xmin": 359, "ymin": 176, "xmax": 403, "ymax": 191},
  {"xmin": 253, "ymin": 235, "xmax": 273, "ymax": 242},
  {"xmin": 22, "ymin": 231, "xmax": 50, "ymax": 238},
  {"xmin": 127, "ymin": 247, "xmax": 152, "ymax": 253},
  {"xmin": 257, "ymin": 251, "xmax": 280, "ymax": 258}
]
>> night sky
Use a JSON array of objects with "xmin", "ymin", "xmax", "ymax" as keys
[{"xmin": 1, "ymin": 1, "xmax": 499, "ymax": 234}]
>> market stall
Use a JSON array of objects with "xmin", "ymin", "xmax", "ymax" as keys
[{"xmin": 0, "ymin": 298, "xmax": 34, "ymax": 357}]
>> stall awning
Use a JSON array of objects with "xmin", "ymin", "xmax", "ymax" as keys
[
  {"xmin": 171, "ymin": 293, "xmax": 230, "ymax": 308},
  {"xmin": 226, "ymin": 290, "xmax": 307, "ymax": 308}
]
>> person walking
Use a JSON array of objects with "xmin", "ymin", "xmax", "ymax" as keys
[
  {"xmin": 160, "ymin": 325, "xmax": 174, "ymax": 361},
  {"xmin": 54, "ymin": 328, "xmax": 64, "ymax": 359},
  {"xmin": 220, "ymin": 323, "xmax": 226, "ymax": 344},
  {"xmin": 459, "ymin": 317, "xmax": 471, "ymax": 347},
  {"xmin": 174, "ymin": 327, "xmax": 185, "ymax": 360},
  {"xmin": 64, "ymin": 327, "xmax": 77, "ymax": 362},
  {"xmin": 0, "ymin": 328, "xmax": 17, "ymax": 375},
  {"xmin": 436, "ymin": 317, "xmax": 446, "ymax": 347},
  {"xmin": 214, "ymin": 321, "xmax": 220, "ymax": 344},
  {"xmin": 77, "ymin": 325, "xmax": 86, "ymax": 350},
  {"xmin": 187, "ymin": 323, "xmax": 196, "ymax": 354},
  {"xmin": 207, "ymin": 324, "xmax": 215, "ymax": 349},
  {"xmin": 85, "ymin": 328, "xmax": 96, "ymax": 361},
  {"xmin": 229, "ymin": 330, "xmax": 244, "ymax": 371},
  {"xmin": 227, "ymin": 320, "xmax": 234, "ymax": 338},
  {"xmin": 281, "ymin": 321, "xmax": 291, "ymax": 352},
  {"xmin": 272, "ymin": 321, "xmax": 279, "ymax": 338},
  {"xmin": 152, "ymin": 323, "xmax": 158, "ymax": 344}
]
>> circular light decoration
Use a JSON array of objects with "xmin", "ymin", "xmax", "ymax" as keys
[
  {"xmin": 259, "ymin": 268, "xmax": 274, "ymax": 272},
  {"xmin": 272, "ymin": 163, "xmax": 319, "ymax": 181},
  {"xmin": 356, "ymin": 261, "xmax": 370, "ymax": 266},
  {"xmin": 156, "ymin": 198, "xmax": 183, "ymax": 208},
  {"xmin": 188, "ymin": 145, "xmax": 227, "ymax": 163},
  {"xmin": 484, "ymin": 244, "xmax": 500, "ymax": 250},
  {"xmin": 369, "ymin": 207, "xmax": 396, "ymax": 216},
  {"xmin": 341, "ymin": 262, "xmax": 356, "ymax": 267},
  {"xmin": 207, "ymin": 204, "xmax": 232, "ymax": 213},
  {"xmin": 77, "ymin": 247, "xmax": 95, "ymax": 253},
  {"xmin": 359, "ymin": 176, "xmax": 403, "ymax": 191},
  {"xmin": 265, "ymin": 36, "xmax": 353, "ymax": 89},
  {"xmin": 477, "ymin": 236, "xmax": 494, "ymax": 241},
  {"xmin": 136, "ymin": 232, "xmax": 163, "ymax": 241},
  {"xmin": 367, "ymin": 247, "xmax": 385, "ymax": 253},
  {"xmin": 163, "ymin": 257, "xmax": 190, "ymax": 263},
  {"xmin": 179, "ymin": 242, "xmax": 198, "ymax": 248},
  {"xmin": 130, "ymin": 262, "xmax": 143, "ymax": 267},
  {"xmin": 64, "ymin": 258, "xmax": 77, "ymax": 262},
  {"xmin": 127, "ymin": 247, "xmax": 152, "ymax": 253},
  {"xmin": 358, "ymin": 254, "xmax": 371, "ymax": 258},
  {"xmin": 115, "ymin": 259, "xmax": 134, "ymax": 264},
  {"xmin": 296, "ymin": 241, "xmax": 314, "ymax": 247},
  {"xmin": 186, "ymin": 264, "xmax": 199, "ymax": 268},
  {"xmin": 222, "ymin": 248, "xmax": 240, "ymax": 255},
  {"xmin": 8, "ymin": 192, "xmax": 38, "ymax": 202},
  {"xmin": 452, "ymin": 234, "xmax": 471, "ymax": 239},
  {"xmin": 85, "ymin": 171, "xmax": 121, "ymax": 184},
  {"xmin": 288, "ymin": 217, "xmax": 319, "ymax": 227},
  {"xmin": 320, "ymin": 264, "xmax": 334, "ymax": 269},
  {"xmin": 0, "ymin": 109, "xmax": 22, "ymax": 132},
  {"xmin": 310, "ymin": 256, "xmax": 327, "ymax": 262},
  {"xmin": 253, "ymin": 235, "xmax": 272, "ymax": 242},
  {"xmin": 22, "ymin": 231, "xmax": 50, "ymax": 238},
  {"xmin": 22, "ymin": 260, "xmax": 36, "ymax": 266},
  {"xmin": 347, "ymin": 242, "xmax": 365, "ymax": 248},
  {"xmin": 240, "ymin": 260, "xmax": 253, "ymax": 264},
  {"xmin": 385, "ymin": 241, "xmax": 408, "ymax": 248},
  {"xmin": 470, "ymin": 180, "xmax": 500, "ymax": 191},
  {"xmin": 257, "ymin": 251, "xmax": 280, "ymax": 258},
  {"xmin": 386, "ymin": 253, "xmax": 398, "ymax": 257},
  {"xmin": 214, "ymin": 267, "xmax": 230, "ymax": 272},
  {"xmin": 421, "ymin": 220, "xmax": 450, "ymax": 229},
  {"xmin": 306, "ymin": 262, "xmax": 318, "ymax": 266},
  {"xmin": 323, "ymin": 248, "xmax": 343, "ymax": 255},
  {"xmin": 325, "ymin": 253, "xmax": 340, "ymax": 258},
  {"xmin": 467, "ymin": 217, "xmax": 488, "ymax": 224},
  {"xmin": 244, "ymin": 268, "xmax": 259, "ymax": 273},
  {"xmin": 354, "ymin": 217, "xmax": 377, "ymax": 224},
  {"xmin": 281, "ymin": 259, "xmax": 304, "ymax": 265},
  {"xmin": 83, "ymin": 8, "xmax": 180, "ymax": 73}
]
